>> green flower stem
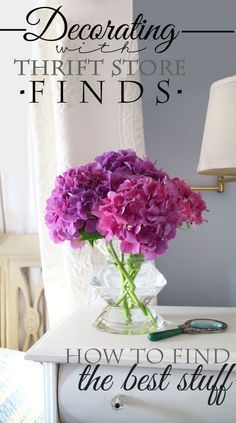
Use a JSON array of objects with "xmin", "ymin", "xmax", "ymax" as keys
[
  {"xmin": 108, "ymin": 242, "xmax": 147, "ymax": 315},
  {"xmin": 122, "ymin": 285, "xmax": 132, "ymax": 323},
  {"xmin": 120, "ymin": 252, "xmax": 133, "ymax": 311},
  {"xmin": 107, "ymin": 242, "xmax": 157, "ymax": 325},
  {"xmin": 113, "ymin": 252, "xmax": 132, "ymax": 323},
  {"xmin": 120, "ymin": 268, "xmax": 132, "ymax": 323},
  {"xmin": 121, "ymin": 253, "xmax": 133, "ymax": 308}
]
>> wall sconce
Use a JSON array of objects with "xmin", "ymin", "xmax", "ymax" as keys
[
  {"xmin": 193, "ymin": 75, "xmax": 236, "ymax": 193},
  {"xmin": 191, "ymin": 176, "xmax": 236, "ymax": 193}
]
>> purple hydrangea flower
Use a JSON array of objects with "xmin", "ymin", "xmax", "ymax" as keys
[
  {"xmin": 95, "ymin": 149, "xmax": 168, "ymax": 190},
  {"xmin": 45, "ymin": 149, "xmax": 207, "ymax": 255},
  {"xmin": 45, "ymin": 162, "xmax": 110, "ymax": 247}
]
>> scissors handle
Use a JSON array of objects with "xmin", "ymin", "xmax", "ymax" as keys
[{"xmin": 148, "ymin": 327, "xmax": 184, "ymax": 341}]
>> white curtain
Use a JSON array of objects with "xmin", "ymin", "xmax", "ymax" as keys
[{"xmin": 30, "ymin": 0, "xmax": 145, "ymax": 326}]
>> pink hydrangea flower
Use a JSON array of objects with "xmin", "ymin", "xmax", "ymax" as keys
[{"xmin": 94, "ymin": 176, "xmax": 207, "ymax": 259}]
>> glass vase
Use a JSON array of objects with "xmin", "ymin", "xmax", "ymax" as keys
[{"xmin": 91, "ymin": 242, "xmax": 167, "ymax": 335}]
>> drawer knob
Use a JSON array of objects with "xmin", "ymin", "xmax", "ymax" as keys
[{"xmin": 111, "ymin": 395, "xmax": 126, "ymax": 411}]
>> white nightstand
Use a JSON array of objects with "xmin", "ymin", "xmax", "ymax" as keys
[{"xmin": 25, "ymin": 306, "xmax": 236, "ymax": 423}]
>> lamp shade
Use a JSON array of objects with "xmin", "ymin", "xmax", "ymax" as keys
[{"xmin": 198, "ymin": 75, "xmax": 236, "ymax": 176}]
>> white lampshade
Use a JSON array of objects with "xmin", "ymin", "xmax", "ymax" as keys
[{"xmin": 198, "ymin": 75, "xmax": 236, "ymax": 176}]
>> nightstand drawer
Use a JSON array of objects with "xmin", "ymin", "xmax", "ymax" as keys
[{"xmin": 58, "ymin": 363, "xmax": 236, "ymax": 423}]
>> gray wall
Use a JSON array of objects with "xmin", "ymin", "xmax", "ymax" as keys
[{"xmin": 134, "ymin": 0, "xmax": 236, "ymax": 307}]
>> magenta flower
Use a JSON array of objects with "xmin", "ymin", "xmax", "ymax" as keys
[
  {"xmin": 45, "ymin": 149, "xmax": 207, "ymax": 256},
  {"xmin": 170, "ymin": 178, "xmax": 207, "ymax": 225},
  {"xmin": 45, "ymin": 162, "xmax": 110, "ymax": 247},
  {"xmin": 94, "ymin": 176, "xmax": 207, "ymax": 259},
  {"xmin": 95, "ymin": 149, "xmax": 168, "ymax": 190}
]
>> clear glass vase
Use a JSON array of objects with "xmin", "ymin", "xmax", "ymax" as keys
[{"xmin": 91, "ymin": 242, "xmax": 167, "ymax": 335}]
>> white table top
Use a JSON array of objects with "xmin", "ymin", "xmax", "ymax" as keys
[{"xmin": 25, "ymin": 306, "xmax": 236, "ymax": 370}]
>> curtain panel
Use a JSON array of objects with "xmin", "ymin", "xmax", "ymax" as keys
[{"xmin": 30, "ymin": 0, "xmax": 145, "ymax": 325}]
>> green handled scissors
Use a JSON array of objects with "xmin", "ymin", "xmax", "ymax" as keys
[{"xmin": 148, "ymin": 318, "xmax": 228, "ymax": 341}]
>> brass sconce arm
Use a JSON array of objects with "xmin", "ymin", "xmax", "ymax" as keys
[{"xmin": 191, "ymin": 176, "xmax": 236, "ymax": 193}]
